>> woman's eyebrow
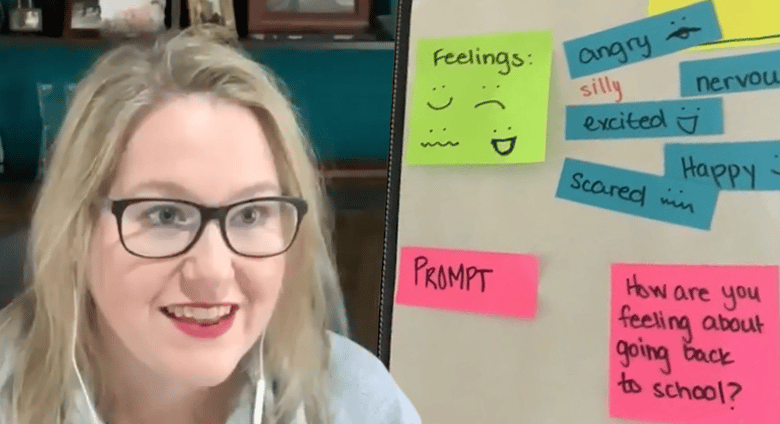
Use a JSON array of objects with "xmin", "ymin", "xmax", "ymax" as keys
[
  {"xmin": 226, "ymin": 182, "xmax": 282, "ymax": 202},
  {"xmin": 124, "ymin": 180, "xmax": 282, "ymax": 203}
]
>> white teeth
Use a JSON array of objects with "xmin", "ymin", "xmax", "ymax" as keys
[{"xmin": 164, "ymin": 305, "xmax": 232, "ymax": 321}]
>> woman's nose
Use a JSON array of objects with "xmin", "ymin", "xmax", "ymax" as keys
[{"xmin": 180, "ymin": 221, "xmax": 235, "ymax": 297}]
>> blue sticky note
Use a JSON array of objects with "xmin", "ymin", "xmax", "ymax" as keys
[
  {"xmin": 680, "ymin": 49, "xmax": 780, "ymax": 97},
  {"xmin": 563, "ymin": 1, "xmax": 721, "ymax": 78},
  {"xmin": 664, "ymin": 141, "xmax": 780, "ymax": 190},
  {"xmin": 556, "ymin": 158, "xmax": 719, "ymax": 230},
  {"xmin": 565, "ymin": 98, "xmax": 723, "ymax": 140}
]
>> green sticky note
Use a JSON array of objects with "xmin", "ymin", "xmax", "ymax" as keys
[{"xmin": 406, "ymin": 31, "xmax": 554, "ymax": 165}]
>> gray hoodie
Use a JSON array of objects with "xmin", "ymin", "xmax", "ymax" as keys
[{"xmin": 0, "ymin": 321, "xmax": 421, "ymax": 424}]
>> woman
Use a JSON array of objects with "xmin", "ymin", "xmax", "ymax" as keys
[{"xmin": 0, "ymin": 26, "xmax": 419, "ymax": 424}]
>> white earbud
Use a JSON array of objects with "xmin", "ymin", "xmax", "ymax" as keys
[
  {"xmin": 72, "ymin": 289, "xmax": 103, "ymax": 424},
  {"xmin": 253, "ymin": 332, "xmax": 266, "ymax": 424},
  {"xmin": 73, "ymin": 288, "xmax": 268, "ymax": 424}
]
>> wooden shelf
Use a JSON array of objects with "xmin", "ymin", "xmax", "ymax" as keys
[
  {"xmin": 0, "ymin": 34, "xmax": 394, "ymax": 51},
  {"xmin": 320, "ymin": 162, "xmax": 388, "ymax": 180}
]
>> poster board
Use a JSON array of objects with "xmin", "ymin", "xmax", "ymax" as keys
[{"xmin": 379, "ymin": 0, "xmax": 780, "ymax": 423}]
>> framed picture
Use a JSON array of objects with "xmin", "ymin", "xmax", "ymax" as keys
[
  {"xmin": 187, "ymin": 0, "xmax": 237, "ymax": 32},
  {"xmin": 248, "ymin": 0, "xmax": 372, "ymax": 33},
  {"xmin": 64, "ymin": 0, "xmax": 102, "ymax": 37}
]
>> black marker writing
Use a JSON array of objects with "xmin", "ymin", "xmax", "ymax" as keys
[
  {"xmin": 584, "ymin": 109, "xmax": 666, "ymax": 132},
  {"xmin": 659, "ymin": 196, "xmax": 694, "ymax": 214},
  {"xmin": 695, "ymin": 70, "xmax": 780, "ymax": 94},
  {"xmin": 413, "ymin": 255, "xmax": 493, "ymax": 293},
  {"xmin": 682, "ymin": 342, "xmax": 734, "ymax": 367},
  {"xmin": 701, "ymin": 313, "xmax": 765, "ymax": 335},
  {"xmin": 616, "ymin": 337, "xmax": 672, "ymax": 375},
  {"xmin": 569, "ymin": 172, "xmax": 647, "ymax": 207},
  {"xmin": 679, "ymin": 156, "xmax": 756, "ymax": 189},
  {"xmin": 433, "ymin": 48, "xmax": 531, "ymax": 75},
  {"xmin": 652, "ymin": 380, "xmax": 735, "ymax": 405},
  {"xmin": 578, "ymin": 35, "xmax": 652, "ymax": 65},
  {"xmin": 617, "ymin": 304, "xmax": 694, "ymax": 344},
  {"xmin": 721, "ymin": 285, "xmax": 761, "ymax": 312}
]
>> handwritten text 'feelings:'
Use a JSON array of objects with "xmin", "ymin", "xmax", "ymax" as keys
[
  {"xmin": 610, "ymin": 264, "xmax": 779, "ymax": 423},
  {"xmin": 395, "ymin": 247, "xmax": 538, "ymax": 319},
  {"xmin": 406, "ymin": 31, "xmax": 553, "ymax": 165},
  {"xmin": 563, "ymin": 0, "xmax": 721, "ymax": 78}
]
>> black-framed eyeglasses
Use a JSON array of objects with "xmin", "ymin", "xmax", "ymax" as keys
[{"xmin": 103, "ymin": 196, "xmax": 308, "ymax": 259}]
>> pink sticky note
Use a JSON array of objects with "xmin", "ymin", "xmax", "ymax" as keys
[
  {"xmin": 609, "ymin": 264, "xmax": 780, "ymax": 424},
  {"xmin": 395, "ymin": 247, "xmax": 538, "ymax": 319}
]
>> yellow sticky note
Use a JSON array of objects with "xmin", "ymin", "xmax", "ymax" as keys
[
  {"xmin": 406, "ymin": 31, "xmax": 553, "ymax": 165},
  {"xmin": 649, "ymin": 0, "xmax": 780, "ymax": 50}
]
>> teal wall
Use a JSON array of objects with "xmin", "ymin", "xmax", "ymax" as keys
[{"xmin": 0, "ymin": 39, "xmax": 394, "ymax": 181}]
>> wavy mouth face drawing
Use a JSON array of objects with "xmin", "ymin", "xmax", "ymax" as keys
[
  {"xmin": 475, "ymin": 100, "xmax": 506, "ymax": 110},
  {"xmin": 676, "ymin": 106, "xmax": 700, "ymax": 135},
  {"xmin": 660, "ymin": 188, "xmax": 694, "ymax": 214},
  {"xmin": 421, "ymin": 127, "xmax": 459, "ymax": 148},
  {"xmin": 666, "ymin": 17, "xmax": 701, "ymax": 40},
  {"xmin": 427, "ymin": 84, "xmax": 453, "ymax": 110},
  {"xmin": 421, "ymin": 141, "xmax": 459, "ymax": 148}
]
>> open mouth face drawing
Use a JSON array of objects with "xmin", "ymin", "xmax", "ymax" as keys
[
  {"xmin": 491, "ymin": 127, "xmax": 516, "ymax": 156},
  {"xmin": 421, "ymin": 127, "xmax": 459, "ymax": 148},
  {"xmin": 675, "ymin": 106, "xmax": 700, "ymax": 135},
  {"xmin": 475, "ymin": 84, "xmax": 506, "ymax": 110},
  {"xmin": 666, "ymin": 16, "xmax": 701, "ymax": 40},
  {"xmin": 427, "ymin": 85, "xmax": 453, "ymax": 110},
  {"xmin": 771, "ymin": 154, "xmax": 780, "ymax": 176}
]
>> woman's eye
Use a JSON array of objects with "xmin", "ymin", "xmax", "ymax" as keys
[
  {"xmin": 234, "ymin": 206, "xmax": 269, "ymax": 225},
  {"xmin": 145, "ymin": 206, "xmax": 187, "ymax": 225}
]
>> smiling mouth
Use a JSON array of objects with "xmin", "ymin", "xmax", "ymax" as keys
[
  {"xmin": 427, "ymin": 97, "xmax": 453, "ymax": 110},
  {"xmin": 475, "ymin": 100, "xmax": 506, "ymax": 110},
  {"xmin": 772, "ymin": 169, "xmax": 780, "ymax": 176},
  {"xmin": 491, "ymin": 136, "xmax": 517, "ymax": 156},
  {"xmin": 676, "ymin": 116, "xmax": 699, "ymax": 135},
  {"xmin": 666, "ymin": 26, "xmax": 702, "ymax": 40},
  {"xmin": 161, "ymin": 304, "xmax": 238, "ymax": 325}
]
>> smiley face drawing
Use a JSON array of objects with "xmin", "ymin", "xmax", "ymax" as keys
[
  {"xmin": 660, "ymin": 188, "xmax": 694, "ymax": 213},
  {"xmin": 491, "ymin": 127, "xmax": 516, "ymax": 156},
  {"xmin": 420, "ymin": 127, "xmax": 459, "ymax": 148},
  {"xmin": 475, "ymin": 85, "xmax": 506, "ymax": 110},
  {"xmin": 426, "ymin": 85, "xmax": 453, "ymax": 111},
  {"xmin": 666, "ymin": 16, "xmax": 702, "ymax": 41},
  {"xmin": 676, "ymin": 106, "xmax": 700, "ymax": 135},
  {"xmin": 771, "ymin": 154, "xmax": 780, "ymax": 176}
]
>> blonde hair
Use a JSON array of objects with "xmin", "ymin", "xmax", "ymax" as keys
[{"xmin": 0, "ymin": 25, "xmax": 345, "ymax": 424}]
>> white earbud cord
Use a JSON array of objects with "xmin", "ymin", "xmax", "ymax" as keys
[
  {"xmin": 72, "ymin": 289, "xmax": 104, "ymax": 424},
  {"xmin": 253, "ymin": 332, "xmax": 266, "ymax": 424},
  {"xmin": 73, "ymin": 289, "xmax": 266, "ymax": 424}
]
